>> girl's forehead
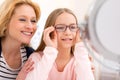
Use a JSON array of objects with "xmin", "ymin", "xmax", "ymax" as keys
[{"xmin": 55, "ymin": 13, "xmax": 76, "ymax": 25}]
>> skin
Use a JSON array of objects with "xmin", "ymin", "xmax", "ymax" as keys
[
  {"xmin": 1, "ymin": 4, "xmax": 37, "ymax": 80},
  {"xmin": 6, "ymin": 4, "xmax": 37, "ymax": 45},
  {"xmin": 55, "ymin": 12, "xmax": 77, "ymax": 49}
]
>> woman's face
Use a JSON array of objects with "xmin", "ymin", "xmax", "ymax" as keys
[
  {"xmin": 55, "ymin": 12, "xmax": 77, "ymax": 49},
  {"xmin": 6, "ymin": 4, "xmax": 37, "ymax": 44}
]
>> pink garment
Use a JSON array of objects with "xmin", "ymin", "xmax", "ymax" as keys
[
  {"xmin": 48, "ymin": 57, "xmax": 76, "ymax": 80},
  {"xmin": 25, "ymin": 42, "xmax": 94, "ymax": 80}
]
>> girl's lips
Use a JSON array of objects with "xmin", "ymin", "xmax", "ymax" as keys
[{"xmin": 61, "ymin": 38, "xmax": 72, "ymax": 41}]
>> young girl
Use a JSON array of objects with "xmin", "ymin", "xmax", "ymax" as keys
[{"xmin": 25, "ymin": 8, "xmax": 94, "ymax": 80}]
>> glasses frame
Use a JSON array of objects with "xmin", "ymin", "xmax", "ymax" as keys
[{"xmin": 54, "ymin": 24, "xmax": 79, "ymax": 32}]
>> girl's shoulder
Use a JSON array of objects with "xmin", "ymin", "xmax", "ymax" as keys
[{"xmin": 29, "ymin": 51, "xmax": 43, "ymax": 62}]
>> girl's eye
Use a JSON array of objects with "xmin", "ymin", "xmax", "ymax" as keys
[
  {"xmin": 70, "ymin": 26, "xmax": 76, "ymax": 29},
  {"xmin": 19, "ymin": 19, "xmax": 26, "ymax": 21},
  {"xmin": 56, "ymin": 26, "xmax": 65, "ymax": 29}
]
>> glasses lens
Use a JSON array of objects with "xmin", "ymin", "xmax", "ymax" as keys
[
  {"xmin": 69, "ymin": 24, "xmax": 78, "ymax": 32},
  {"xmin": 55, "ymin": 24, "xmax": 78, "ymax": 32},
  {"xmin": 55, "ymin": 24, "xmax": 66, "ymax": 32}
]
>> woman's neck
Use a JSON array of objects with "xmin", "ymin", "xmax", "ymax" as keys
[
  {"xmin": 1, "ymin": 38, "xmax": 22, "ymax": 69},
  {"xmin": 1, "ymin": 37, "xmax": 21, "ymax": 55}
]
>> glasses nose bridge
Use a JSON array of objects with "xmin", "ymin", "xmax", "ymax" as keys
[
  {"xmin": 65, "ymin": 25, "xmax": 70, "ymax": 31},
  {"xmin": 64, "ymin": 25, "xmax": 71, "ymax": 32}
]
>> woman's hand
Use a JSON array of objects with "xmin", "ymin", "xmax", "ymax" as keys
[
  {"xmin": 43, "ymin": 26, "xmax": 57, "ymax": 48},
  {"xmin": 75, "ymin": 29, "xmax": 95, "ymax": 73},
  {"xmin": 16, "ymin": 58, "xmax": 34, "ymax": 80},
  {"xmin": 89, "ymin": 55, "xmax": 95, "ymax": 73}
]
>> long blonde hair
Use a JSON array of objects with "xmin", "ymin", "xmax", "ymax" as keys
[{"xmin": 0, "ymin": 0, "xmax": 40, "ymax": 37}]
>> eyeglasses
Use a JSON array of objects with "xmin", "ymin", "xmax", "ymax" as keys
[{"xmin": 55, "ymin": 24, "xmax": 79, "ymax": 32}]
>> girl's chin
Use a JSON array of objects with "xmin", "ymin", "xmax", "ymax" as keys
[{"xmin": 62, "ymin": 44, "xmax": 73, "ymax": 48}]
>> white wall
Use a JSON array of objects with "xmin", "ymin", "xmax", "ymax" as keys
[{"xmin": 0, "ymin": 0, "xmax": 4, "ymax": 5}]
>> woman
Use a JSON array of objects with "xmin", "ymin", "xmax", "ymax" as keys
[
  {"xmin": 0, "ymin": 0, "xmax": 40, "ymax": 79},
  {"xmin": 25, "ymin": 8, "xmax": 94, "ymax": 80}
]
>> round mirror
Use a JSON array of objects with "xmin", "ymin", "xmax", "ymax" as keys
[{"xmin": 81, "ymin": 0, "xmax": 120, "ymax": 71}]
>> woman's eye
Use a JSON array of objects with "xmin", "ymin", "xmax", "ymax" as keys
[
  {"xmin": 19, "ymin": 19, "xmax": 26, "ymax": 21},
  {"xmin": 31, "ymin": 20, "xmax": 37, "ymax": 23}
]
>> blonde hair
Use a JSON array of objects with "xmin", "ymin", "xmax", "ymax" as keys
[
  {"xmin": 36, "ymin": 8, "xmax": 78, "ymax": 54},
  {"xmin": 0, "ymin": 0, "xmax": 40, "ymax": 37}
]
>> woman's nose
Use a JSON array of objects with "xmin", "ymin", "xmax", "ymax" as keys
[{"xmin": 25, "ymin": 21, "xmax": 36, "ymax": 29}]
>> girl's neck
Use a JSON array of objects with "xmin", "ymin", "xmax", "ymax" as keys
[
  {"xmin": 55, "ymin": 47, "xmax": 73, "ymax": 72},
  {"xmin": 57, "ymin": 47, "xmax": 72, "ymax": 59}
]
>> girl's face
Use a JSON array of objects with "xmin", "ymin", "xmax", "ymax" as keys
[
  {"xmin": 55, "ymin": 12, "xmax": 77, "ymax": 49},
  {"xmin": 6, "ymin": 4, "xmax": 37, "ymax": 44}
]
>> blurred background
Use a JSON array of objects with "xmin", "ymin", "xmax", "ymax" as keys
[{"xmin": 0, "ymin": 0, "xmax": 119, "ymax": 80}]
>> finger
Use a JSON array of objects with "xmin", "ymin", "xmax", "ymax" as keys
[
  {"xmin": 91, "ymin": 63, "xmax": 95, "ymax": 72},
  {"xmin": 25, "ymin": 60, "xmax": 34, "ymax": 72},
  {"xmin": 43, "ymin": 26, "xmax": 55, "ymax": 43},
  {"xmin": 52, "ymin": 30, "xmax": 57, "ymax": 40},
  {"xmin": 43, "ymin": 26, "xmax": 56, "ymax": 46},
  {"xmin": 22, "ymin": 58, "xmax": 34, "ymax": 73},
  {"xmin": 26, "ymin": 62, "xmax": 34, "ymax": 72},
  {"xmin": 44, "ymin": 26, "xmax": 55, "ymax": 38},
  {"xmin": 23, "ymin": 58, "xmax": 32, "ymax": 69},
  {"xmin": 26, "ymin": 66, "xmax": 34, "ymax": 72},
  {"xmin": 52, "ymin": 31, "xmax": 57, "ymax": 48},
  {"xmin": 89, "ymin": 55, "xmax": 94, "ymax": 62}
]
